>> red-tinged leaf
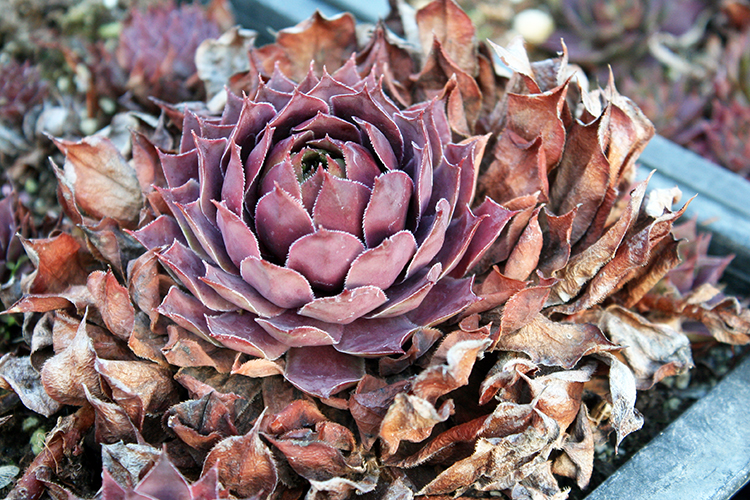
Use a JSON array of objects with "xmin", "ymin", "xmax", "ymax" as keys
[
  {"xmin": 416, "ymin": 0, "xmax": 477, "ymax": 75},
  {"xmin": 231, "ymin": 356, "xmax": 285, "ymax": 378},
  {"xmin": 0, "ymin": 354, "xmax": 63, "ymax": 417},
  {"xmin": 133, "ymin": 452, "xmax": 192, "ymax": 500},
  {"xmin": 380, "ymin": 393, "xmax": 454, "ymax": 457},
  {"xmin": 522, "ymin": 363, "xmax": 596, "ymax": 431},
  {"xmin": 273, "ymin": 11, "xmax": 356, "ymax": 81},
  {"xmin": 128, "ymin": 249, "xmax": 172, "ymax": 329},
  {"xmin": 206, "ymin": 312, "xmax": 288, "ymax": 360},
  {"xmin": 162, "ymin": 325, "xmax": 236, "ymax": 373},
  {"xmin": 203, "ymin": 415, "xmax": 278, "ymax": 498},
  {"xmin": 547, "ymin": 179, "xmax": 647, "ymax": 306},
  {"xmin": 350, "ymin": 376, "xmax": 411, "ymax": 449},
  {"xmin": 500, "ymin": 285, "xmax": 552, "ymax": 337},
  {"xmin": 495, "ymin": 313, "xmax": 618, "ymax": 369},
  {"xmin": 267, "ymin": 399, "xmax": 326, "ymax": 435},
  {"xmin": 286, "ymin": 229, "xmax": 365, "ymax": 293},
  {"xmin": 298, "ymin": 286, "xmax": 388, "ymax": 324},
  {"xmin": 52, "ymin": 135, "xmax": 143, "ymax": 226},
  {"xmin": 87, "ymin": 270, "xmax": 135, "ymax": 341},
  {"xmin": 21, "ymin": 233, "xmax": 92, "ymax": 295},
  {"xmin": 265, "ymin": 432, "xmax": 357, "ymax": 482},
  {"xmin": 502, "ymin": 207, "xmax": 543, "ymax": 281}
]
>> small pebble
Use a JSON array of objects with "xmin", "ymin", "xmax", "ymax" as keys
[{"xmin": 512, "ymin": 9, "xmax": 555, "ymax": 45}]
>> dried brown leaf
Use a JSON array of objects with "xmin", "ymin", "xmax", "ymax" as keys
[
  {"xmin": 495, "ymin": 313, "xmax": 617, "ymax": 369},
  {"xmin": 0, "ymin": 354, "xmax": 62, "ymax": 417},
  {"xmin": 415, "ymin": 0, "xmax": 477, "ymax": 75}
]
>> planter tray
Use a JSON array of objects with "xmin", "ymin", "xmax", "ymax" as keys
[
  {"xmin": 585, "ymin": 353, "xmax": 750, "ymax": 500},
  {"xmin": 637, "ymin": 135, "xmax": 750, "ymax": 294}
]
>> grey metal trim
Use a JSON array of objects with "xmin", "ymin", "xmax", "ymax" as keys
[{"xmin": 585, "ymin": 354, "xmax": 750, "ymax": 499}]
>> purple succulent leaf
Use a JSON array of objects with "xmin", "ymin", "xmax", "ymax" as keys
[
  {"xmin": 133, "ymin": 452, "xmax": 192, "ymax": 500},
  {"xmin": 158, "ymin": 148, "xmax": 199, "ymax": 189},
  {"xmin": 201, "ymin": 262, "xmax": 284, "ymax": 318},
  {"xmin": 176, "ymin": 200, "xmax": 236, "ymax": 273},
  {"xmin": 254, "ymin": 185, "xmax": 315, "ymax": 260},
  {"xmin": 157, "ymin": 181, "xmax": 208, "ymax": 261},
  {"xmin": 228, "ymin": 99, "xmax": 277, "ymax": 150},
  {"xmin": 214, "ymin": 200, "xmax": 260, "ymax": 268},
  {"xmin": 296, "ymin": 65, "xmax": 321, "ymax": 94},
  {"xmin": 190, "ymin": 466, "xmax": 222, "ymax": 500},
  {"xmin": 221, "ymin": 90, "xmax": 244, "ymax": 125},
  {"xmin": 158, "ymin": 286, "xmax": 219, "ymax": 345},
  {"xmin": 260, "ymin": 157, "xmax": 303, "ymax": 201},
  {"xmin": 366, "ymin": 262, "xmax": 441, "ymax": 319},
  {"xmin": 206, "ymin": 311, "xmax": 288, "ymax": 359},
  {"xmin": 411, "ymin": 142, "xmax": 434, "ymax": 226},
  {"xmin": 101, "ymin": 468, "xmax": 130, "ymax": 500},
  {"xmin": 449, "ymin": 198, "xmax": 517, "ymax": 278},
  {"xmin": 297, "ymin": 286, "xmax": 388, "ymax": 324},
  {"xmin": 285, "ymin": 228, "xmax": 365, "ymax": 292},
  {"xmin": 220, "ymin": 141, "xmax": 245, "ymax": 216},
  {"xmin": 331, "ymin": 87, "xmax": 404, "ymax": 160},
  {"xmin": 158, "ymin": 241, "xmax": 235, "ymax": 311},
  {"xmin": 434, "ymin": 207, "xmax": 487, "ymax": 278},
  {"xmin": 312, "ymin": 172, "xmax": 371, "ymax": 238},
  {"xmin": 345, "ymin": 230, "xmax": 417, "ymax": 290},
  {"xmin": 180, "ymin": 110, "xmax": 202, "ymax": 153},
  {"xmin": 129, "ymin": 215, "xmax": 187, "ymax": 249},
  {"xmin": 300, "ymin": 166, "xmax": 326, "ymax": 212},
  {"xmin": 334, "ymin": 316, "xmax": 418, "ymax": 356},
  {"xmin": 255, "ymin": 83, "xmax": 293, "ymax": 112},
  {"xmin": 198, "ymin": 120, "xmax": 234, "ymax": 141},
  {"xmin": 355, "ymin": 117, "xmax": 398, "ymax": 171},
  {"xmin": 407, "ymin": 275, "xmax": 479, "ymax": 327},
  {"xmin": 256, "ymin": 310, "xmax": 344, "ymax": 347},
  {"xmin": 267, "ymin": 65, "xmax": 298, "ymax": 93},
  {"xmin": 446, "ymin": 138, "xmax": 486, "ymax": 217},
  {"xmin": 292, "ymin": 111, "xmax": 361, "ymax": 143},
  {"xmin": 284, "ymin": 346, "xmax": 365, "ymax": 398},
  {"xmin": 307, "ymin": 72, "xmax": 358, "ymax": 102},
  {"xmin": 406, "ymin": 198, "xmax": 451, "ymax": 278},
  {"xmin": 428, "ymin": 157, "xmax": 460, "ymax": 217},
  {"xmin": 362, "ymin": 170, "xmax": 413, "ymax": 248},
  {"xmin": 267, "ymin": 89, "xmax": 329, "ymax": 139},
  {"xmin": 244, "ymin": 125, "xmax": 275, "ymax": 210},
  {"xmin": 196, "ymin": 135, "xmax": 228, "ymax": 224},
  {"xmin": 340, "ymin": 141, "xmax": 382, "ymax": 189},
  {"xmin": 263, "ymin": 131, "xmax": 314, "ymax": 185},
  {"xmin": 240, "ymin": 256, "xmax": 315, "ymax": 309},
  {"xmin": 331, "ymin": 56, "xmax": 362, "ymax": 87}
]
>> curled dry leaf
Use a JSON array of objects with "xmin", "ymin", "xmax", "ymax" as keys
[
  {"xmin": 0, "ymin": 353, "xmax": 62, "ymax": 417},
  {"xmin": 595, "ymin": 305, "xmax": 693, "ymax": 390},
  {"xmin": 51, "ymin": 135, "xmax": 143, "ymax": 228},
  {"xmin": 202, "ymin": 414, "xmax": 278, "ymax": 498}
]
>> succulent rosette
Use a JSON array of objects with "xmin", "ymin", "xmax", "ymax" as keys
[{"xmin": 132, "ymin": 61, "xmax": 507, "ymax": 398}]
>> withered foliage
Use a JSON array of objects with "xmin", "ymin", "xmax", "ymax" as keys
[{"xmin": 1, "ymin": 1, "xmax": 749, "ymax": 499}]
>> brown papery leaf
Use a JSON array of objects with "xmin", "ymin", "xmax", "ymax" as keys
[
  {"xmin": 83, "ymin": 384, "xmax": 141, "ymax": 445},
  {"xmin": 166, "ymin": 391, "xmax": 240, "ymax": 453},
  {"xmin": 350, "ymin": 376, "xmax": 411, "ymax": 450},
  {"xmin": 96, "ymin": 358, "xmax": 178, "ymax": 427},
  {"xmin": 162, "ymin": 324, "xmax": 235, "ymax": 373},
  {"xmin": 503, "ymin": 207, "xmax": 543, "ymax": 281},
  {"xmin": 40, "ymin": 314, "xmax": 104, "ymax": 406},
  {"xmin": 51, "ymin": 135, "xmax": 143, "ymax": 227},
  {"xmin": 380, "ymin": 393, "xmax": 454, "ymax": 457},
  {"xmin": 522, "ymin": 363, "xmax": 596, "ymax": 431},
  {"xmin": 598, "ymin": 353, "xmax": 643, "ymax": 451},
  {"xmin": 478, "ymin": 353, "xmax": 537, "ymax": 405},
  {"xmin": 495, "ymin": 313, "xmax": 617, "ymax": 369},
  {"xmin": 263, "ymin": 11, "xmax": 356, "ymax": 81},
  {"xmin": 552, "ymin": 404, "xmax": 595, "ymax": 489},
  {"xmin": 0, "ymin": 354, "xmax": 63, "ymax": 417},
  {"xmin": 203, "ymin": 414, "xmax": 279, "ymax": 498},
  {"xmin": 476, "ymin": 132, "xmax": 546, "ymax": 206},
  {"xmin": 419, "ymin": 409, "xmax": 559, "ymax": 495},
  {"xmin": 596, "ymin": 305, "xmax": 692, "ymax": 390},
  {"xmin": 415, "ymin": 0, "xmax": 477, "ymax": 76},
  {"xmin": 87, "ymin": 270, "xmax": 135, "ymax": 341},
  {"xmin": 20, "ymin": 233, "xmax": 92, "ymax": 296}
]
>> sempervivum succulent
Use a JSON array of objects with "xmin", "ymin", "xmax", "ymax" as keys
[
  {"xmin": 132, "ymin": 61, "xmax": 505, "ymax": 398},
  {"xmin": 102, "ymin": 1, "xmax": 222, "ymax": 107},
  {"xmin": 0, "ymin": 59, "xmax": 49, "ymax": 128}
]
